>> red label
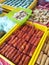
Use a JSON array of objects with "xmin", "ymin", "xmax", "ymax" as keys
[{"xmin": 0, "ymin": 58, "xmax": 10, "ymax": 65}]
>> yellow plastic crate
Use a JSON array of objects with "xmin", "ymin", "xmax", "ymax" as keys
[
  {"xmin": 0, "ymin": 21, "xmax": 48, "ymax": 65},
  {"xmin": 1, "ymin": 0, "xmax": 38, "ymax": 11},
  {"xmin": 0, "ymin": 54, "xmax": 15, "ymax": 65}
]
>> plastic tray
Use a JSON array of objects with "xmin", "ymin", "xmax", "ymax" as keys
[
  {"xmin": 0, "ymin": 7, "xmax": 32, "ymax": 41},
  {"xmin": 31, "ymin": 5, "xmax": 49, "ymax": 28},
  {"xmin": 7, "ymin": 7, "xmax": 32, "ymax": 25},
  {"xmin": 0, "ymin": 21, "xmax": 48, "ymax": 65},
  {"xmin": 1, "ymin": 0, "xmax": 38, "ymax": 11},
  {"xmin": 0, "ymin": 54, "xmax": 15, "ymax": 65}
]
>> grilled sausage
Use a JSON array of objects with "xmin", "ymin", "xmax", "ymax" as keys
[{"xmin": 23, "ymin": 56, "xmax": 30, "ymax": 65}]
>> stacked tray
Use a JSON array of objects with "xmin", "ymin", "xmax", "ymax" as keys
[{"xmin": 0, "ymin": 1, "xmax": 49, "ymax": 65}]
